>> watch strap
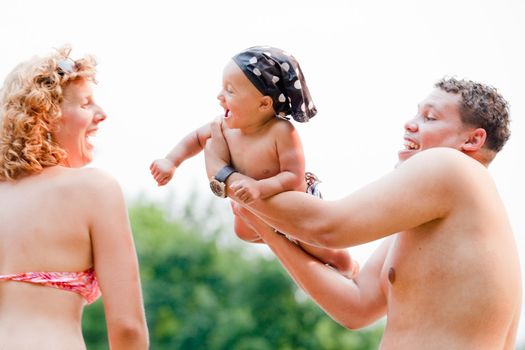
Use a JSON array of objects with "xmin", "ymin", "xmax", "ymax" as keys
[{"xmin": 214, "ymin": 165, "xmax": 236, "ymax": 183}]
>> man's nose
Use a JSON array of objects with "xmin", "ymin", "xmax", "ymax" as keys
[{"xmin": 404, "ymin": 118, "xmax": 418, "ymax": 132}]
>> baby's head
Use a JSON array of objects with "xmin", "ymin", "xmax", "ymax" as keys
[{"xmin": 218, "ymin": 46, "xmax": 317, "ymax": 128}]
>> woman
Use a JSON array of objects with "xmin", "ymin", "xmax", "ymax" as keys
[{"xmin": 0, "ymin": 47, "xmax": 148, "ymax": 349}]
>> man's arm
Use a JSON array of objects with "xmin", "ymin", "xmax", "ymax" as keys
[
  {"xmin": 205, "ymin": 120, "xmax": 466, "ymax": 248},
  {"xmin": 238, "ymin": 207, "xmax": 389, "ymax": 329}
]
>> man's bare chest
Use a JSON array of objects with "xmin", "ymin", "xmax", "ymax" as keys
[{"xmin": 380, "ymin": 229, "xmax": 457, "ymax": 299}]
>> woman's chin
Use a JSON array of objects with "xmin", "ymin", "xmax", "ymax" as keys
[{"xmin": 67, "ymin": 152, "xmax": 93, "ymax": 168}]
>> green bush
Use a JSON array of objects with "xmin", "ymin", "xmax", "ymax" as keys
[{"xmin": 83, "ymin": 198, "xmax": 383, "ymax": 349}]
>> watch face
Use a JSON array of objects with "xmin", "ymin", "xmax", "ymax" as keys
[{"xmin": 209, "ymin": 179, "xmax": 226, "ymax": 198}]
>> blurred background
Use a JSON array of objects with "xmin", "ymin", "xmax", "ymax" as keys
[
  {"xmin": 83, "ymin": 198, "xmax": 385, "ymax": 349},
  {"xmin": 2, "ymin": 1, "xmax": 524, "ymax": 348}
]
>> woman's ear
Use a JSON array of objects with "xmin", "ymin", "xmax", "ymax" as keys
[
  {"xmin": 461, "ymin": 128, "xmax": 487, "ymax": 152},
  {"xmin": 259, "ymin": 96, "xmax": 273, "ymax": 112}
]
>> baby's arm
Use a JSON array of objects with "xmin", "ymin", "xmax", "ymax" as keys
[
  {"xmin": 150, "ymin": 123, "xmax": 212, "ymax": 186},
  {"xmin": 230, "ymin": 121, "xmax": 305, "ymax": 203}
]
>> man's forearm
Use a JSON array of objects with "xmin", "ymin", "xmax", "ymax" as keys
[
  {"xmin": 224, "ymin": 174, "xmax": 334, "ymax": 247},
  {"xmin": 250, "ymin": 210, "xmax": 382, "ymax": 329}
]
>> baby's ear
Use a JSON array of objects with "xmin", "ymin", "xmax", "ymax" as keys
[{"xmin": 259, "ymin": 96, "xmax": 273, "ymax": 112}]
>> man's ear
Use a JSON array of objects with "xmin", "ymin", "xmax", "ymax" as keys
[
  {"xmin": 259, "ymin": 96, "xmax": 273, "ymax": 112},
  {"xmin": 462, "ymin": 128, "xmax": 487, "ymax": 151}
]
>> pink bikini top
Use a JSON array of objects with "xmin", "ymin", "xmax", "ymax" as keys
[{"xmin": 0, "ymin": 267, "xmax": 101, "ymax": 304}]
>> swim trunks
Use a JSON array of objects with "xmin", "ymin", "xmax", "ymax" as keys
[{"xmin": 305, "ymin": 171, "xmax": 322, "ymax": 199}]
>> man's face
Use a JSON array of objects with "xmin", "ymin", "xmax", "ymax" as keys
[{"xmin": 398, "ymin": 88, "xmax": 473, "ymax": 164}]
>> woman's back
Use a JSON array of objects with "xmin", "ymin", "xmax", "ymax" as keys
[
  {"xmin": 0, "ymin": 46, "xmax": 148, "ymax": 349},
  {"xmin": 0, "ymin": 166, "xmax": 97, "ymax": 349}
]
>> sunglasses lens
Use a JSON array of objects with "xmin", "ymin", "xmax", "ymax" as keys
[{"xmin": 57, "ymin": 59, "xmax": 76, "ymax": 75}]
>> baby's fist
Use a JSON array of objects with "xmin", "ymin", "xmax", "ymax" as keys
[{"xmin": 150, "ymin": 158, "xmax": 176, "ymax": 186}]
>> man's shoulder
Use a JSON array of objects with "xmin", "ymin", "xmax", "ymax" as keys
[
  {"xmin": 406, "ymin": 148, "xmax": 484, "ymax": 169},
  {"xmin": 401, "ymin": 148, "xmax": 491, "ymax": 188}
]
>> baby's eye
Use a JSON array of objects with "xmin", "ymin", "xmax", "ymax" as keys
[{"xmin": 225, "ymin": 84, "xmax": 234, "ymax": 94}]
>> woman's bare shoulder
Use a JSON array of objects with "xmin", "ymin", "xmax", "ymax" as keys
[{"xmin": 52, "ymin": 167, "xmax": 123, "ymax": 200}]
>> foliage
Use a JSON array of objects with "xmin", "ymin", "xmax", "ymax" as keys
[{"xmin": 82, "ymin": 196, "xmax": 383, "ymax": 349}]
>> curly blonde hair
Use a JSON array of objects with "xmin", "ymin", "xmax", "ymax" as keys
[{"xmin": 0, "ymin": 46, "xmax": 97, "ymax": 181}]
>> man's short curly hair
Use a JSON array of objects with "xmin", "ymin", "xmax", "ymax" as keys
[
  {"xmin": 0, "ymin": 46, "xmax": 97, "ymax": 181},
  {"xmin": 435, "ymin": 77, "xmax": 510, "ymax": 153}
]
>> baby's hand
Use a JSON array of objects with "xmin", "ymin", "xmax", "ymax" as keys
[
  {"xmin": 150, "ymin": 158, "xmax": 176, "ymax": 186},
  {"xmin": 230, "ymin": 178, "xmax": 261, "ymax": 204}
]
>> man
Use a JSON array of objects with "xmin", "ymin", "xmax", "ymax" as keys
[{"xmin": 204, "ymin": 78, "xmax": 521, "ymax": 349}]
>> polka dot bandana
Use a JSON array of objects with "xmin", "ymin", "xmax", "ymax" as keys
[{"xmin": 232, "ymin": 46, "xmax": 317, "ymax": 123}]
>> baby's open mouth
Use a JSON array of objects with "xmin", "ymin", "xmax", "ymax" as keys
[{"xmin": 224, "ymin": 109, "xmax": 232, "ymax": 118}]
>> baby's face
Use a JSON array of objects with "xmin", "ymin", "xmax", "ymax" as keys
[{"xmin": 217, "ymin": 60, "xmax": 269, "ymax": 129}]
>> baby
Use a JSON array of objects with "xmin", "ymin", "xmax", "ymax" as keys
[{"xmin": 150, "ymin": 46, "xmax": 357, "ymax": 278}]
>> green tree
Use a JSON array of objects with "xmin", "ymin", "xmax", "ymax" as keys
[{"xmin": 83, "ymin": 196, "xmax": 383, "ymax": 349}]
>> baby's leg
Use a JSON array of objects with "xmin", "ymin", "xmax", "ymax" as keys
[
  {"xmin": 301, "ymin": 173, "xmax": 359, "ymax": 278},
  {"xmin": 233, "ymin": 214, "xmax": 264, "ymax": 243},
  {"xmin": 299, "ymin": 243, "xmax": 359, "ymax": 279}
]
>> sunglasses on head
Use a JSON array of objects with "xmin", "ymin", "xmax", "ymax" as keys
[{"xmin": 56, "ymin": 58, "xmax": 78, "ymax": 77}]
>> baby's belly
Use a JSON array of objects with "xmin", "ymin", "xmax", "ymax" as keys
[{"xmin": 232, "ymin": 157, "xmax": 307, "ymax": 191}]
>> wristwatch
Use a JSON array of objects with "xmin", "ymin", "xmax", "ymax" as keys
[{"xmin": 209, "ymin": 165, "xmax": 237, "ymax": 198}]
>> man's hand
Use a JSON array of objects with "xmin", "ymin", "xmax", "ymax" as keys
[
  {"xmin": 204, "ymin": 118, "xmax": 231, "ymax": 180},
  {"xmin": 150, "ymin": 158, "xmax": 176, "ymax": 186},
  {"xmin": 230, "ymin": 178, "xmax": 261, "ymax": 204}
]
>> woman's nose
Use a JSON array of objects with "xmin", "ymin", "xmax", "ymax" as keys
[{"xmin": 95, "ymin": 107, "xmax": 107, "ymax": 123}]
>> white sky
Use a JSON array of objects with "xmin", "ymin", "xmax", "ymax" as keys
[{"xmin": 2, "ymin": 0, "xmax": 524, "ymax": 344}]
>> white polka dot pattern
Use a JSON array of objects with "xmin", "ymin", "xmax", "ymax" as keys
[{"xmin": 232, "ymin": 46, "xmax": 317, "ymax": 122}]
